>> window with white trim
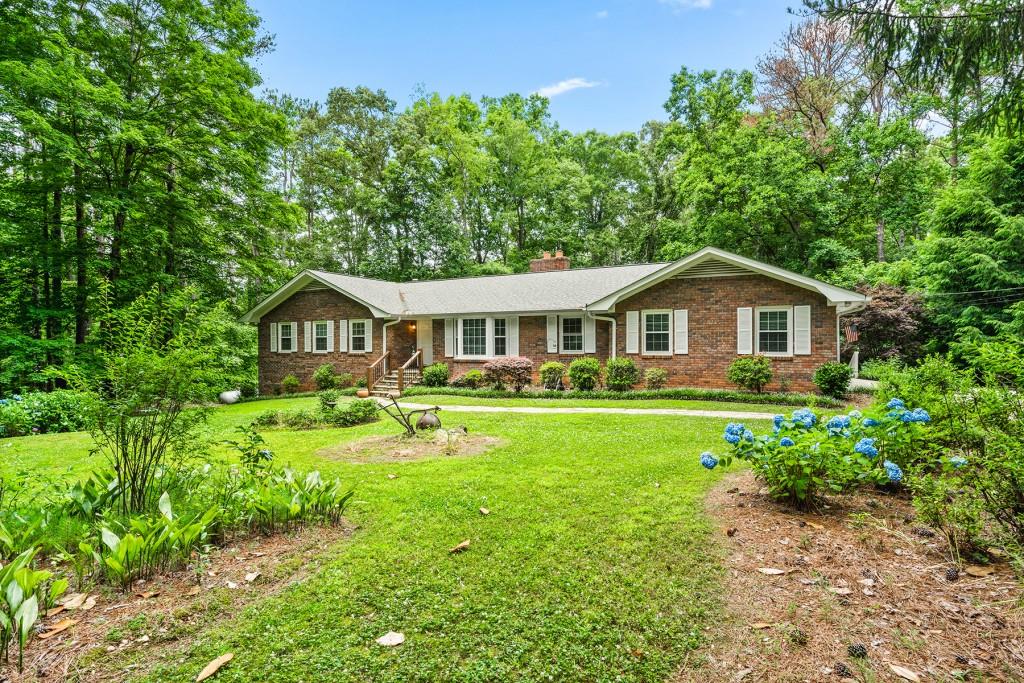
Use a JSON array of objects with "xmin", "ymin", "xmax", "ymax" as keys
[
  {"xmin": 461, "ymin": 318, "xmax": 487, "ymax": 356},
  {"xmin": 643, "ymin": 311, "xmax": 670, "ymax": 354},
  {"xmin": 350, "ymin": 320, "xmax": 367, "ymax": 352},
  {"xmin": 314, "ymin": 321, "xmax": 329, "ymax": 352},
  {"xmin": 279, "ymin": 322, "xmax": 294, "ymax": 352},
  {"xmin": 757, "ymin": 307, "xmax": 790, "ymax": 355},
  {"xmin": 560, "ymin": 316, "xmax": 583, "ymax": 353},
  {"xmin": 493, "ymin": 318, "xmax": 507, "ymax": 356}
]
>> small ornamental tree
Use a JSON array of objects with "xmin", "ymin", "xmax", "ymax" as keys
[
  {"xmin": 568, "ymin": 358, "xmax": 601, "ymax": 391},
  {"xmin": 727, "ymin": 356, "xmax": 773, "ymax": 393},
  {"xmin": 605, "ymin": 357, "xmax": 641, "ymax": 391},
  {"xmin": 482, "ymin": 357, "xmax": 533, "ymax": 392},
  {"xmin": 539, "ymin": 361, "xmax": 566, "ymax": 390}
]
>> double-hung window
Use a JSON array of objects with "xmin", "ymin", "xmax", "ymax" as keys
[
  {"xmin": 461, "ymin": 318, "xmax": 487, "ymax": 356},
  {"xmin": 643, "ymin": 311, "xmax": 670, "ymax": 354},
  {"xmin": 278, "ymin": 322, "xmax": 295, "ymax": 352},
  {"xmin": 314, "ymin": 321, "xmax": 329, "ymax": 352},
  {"xmin": 350, "ymin": 320, "xmax": 367, "ymax": 352},
  {"xmin": 493, "ymin": 318, "xmax": 507, "ymax": 356},
  {"xmin": 560, "ymin": 316, "xmax": 583, "ymax": 353},
  {"xmin": 757, "ymin": 307, "xmax": 790, "ymax": 355}
]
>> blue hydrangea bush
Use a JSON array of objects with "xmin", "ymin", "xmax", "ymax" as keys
[{"xmin": 700, "ymin": 399, "xmax": 931, "ymax": 509}]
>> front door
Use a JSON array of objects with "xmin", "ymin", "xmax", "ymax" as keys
[{"xmin": 416, "ymin": 319, "xmax": 433, "ymax": 365}]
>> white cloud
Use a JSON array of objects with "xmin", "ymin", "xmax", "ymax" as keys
[
  {"xmin": 658, "ymin": 0, "xmax": 713, "ymax": 10},
  {"xmin": 595, "ymin": 9, "xmax": 609, "ymax": 19},
  {"xmin": 534, "ymin": 77, "xmax": 603, "ymax": 99}
]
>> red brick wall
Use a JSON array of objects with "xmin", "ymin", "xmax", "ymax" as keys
[
  {"xmin": 611, "ymin": 275, "xmax": 836, "ymax": 391},
  {"xmin": 258, "ymin": 289, "xmax": 384, "ymax": 394}
]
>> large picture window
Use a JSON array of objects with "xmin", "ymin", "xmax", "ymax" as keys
[
  {"xmin": 560, "ymin": 316, "xmax": 583, "ymax": 353},
  {"xmin": 279, "ymin": 322, "xmax": 294, "ymax": 352},
  {"xmin": 643, "ymin": 311, "xmax": 670, "ymax": 354},
  {"xmin": 461, "ymin": 318, "xmax": 487, "ymax": 356},
  {"xmin": 350, "ymin": 320, "xmax": 367, "ymax": 352},
  {"xmin": 757, "ymin": 307, "xmax": 790, "ymax": 355}
]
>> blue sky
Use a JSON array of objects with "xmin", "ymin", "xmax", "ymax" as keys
[{"xmin": 249, "ymin": 0, "xmax": 799, "ymax": 133}]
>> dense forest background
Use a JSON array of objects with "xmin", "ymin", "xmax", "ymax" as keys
[{"xmin": 1, "ymin": 0, "xmax": 1022, "ymax": 393}]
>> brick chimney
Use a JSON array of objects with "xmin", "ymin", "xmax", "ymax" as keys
[{"xmin": 529, "ymin": 249, "xmax": 570, "ymax": 273}]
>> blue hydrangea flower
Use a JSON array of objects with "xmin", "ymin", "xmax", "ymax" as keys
[
  {"xmin": 723, "ymin": 422, "xmax": 747, "ymax": 444},
  {"xmin": 700, "ymin": 452, "xmax": 719, "ymax": 470},
  {"xmin": 910, "ymin": 408, "xmax": 931, "ymax": 423},
  {"xmin": 779, "ymin": 437, "xmax": 795, "ymax": 447},
  {"xmin": 948, "ymin": 455, "xmax": 968, "ymax": 469},
  {"xmin": 773, "ymin": 414, "xmax": 784, "ymax": 428},
  {"xmin": 742, "ymin": 428, "xmax": 754, "ymax": 442},
  {"xmin": 848, "ymin": 410, "xmax": 862, "ymax": 419},
  {"xmin": 883, "ymin": 460, "xmax": 903, "ymax": 483},
  {"xmin": 826, "ymin": 415, "xmax": 852, "ymax": 433},
  {"xmin": 887, "ymin": 398, "xmax": 905, "ymax": 410},
  {"xmin": 899, "ymin": 410, "xmax": 915, "ymax": 423},
  {"xmin": 854, "ymin": 437, "xmax": 878, "ymax": 459},
  {"xmin": 863, "ymin": 418, "xmax": 880, "ymax": 427},
  {"xmin": 724, "ymin": 432, "xmax": 740, "ymax": 445},
  {"xmin": 791, "ymin": 408, "xmax": 817, "ymax": 428}
]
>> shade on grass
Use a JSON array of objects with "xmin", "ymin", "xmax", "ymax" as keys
[{"xmin": 3, "ymin": 398, "xmax": 766, "ymax": 681}]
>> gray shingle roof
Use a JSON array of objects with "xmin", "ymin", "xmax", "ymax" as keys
[{"xmin": 310, "ymin": 263, "xmax": 666, "ymax": 316}]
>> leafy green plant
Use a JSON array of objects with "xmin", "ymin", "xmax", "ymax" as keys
[
  {"xmin": 281, "ymin": 374, "xmax": 301, "ymax": 394},
  {"xmin": 605, "ymin": 358, "xmax": 640, "ymax": 391},
  {"xmin": 421, "ymin": 363, "xmax": 450, "ymax": 387},
  {"xmin": 246, "ymin": 469, "xmax": 354, "ymax": 533},
  {"xmin": 644, "ymin": 367, "xmax": 668, "ymax": 390},
  {"xmin": 539, "ymin": 361, "xmax": 566, "ymax": 390},
  {"xmin": 727, "ymin": 356, "xmax": 773, "ymax": 393},
  {"xmin": 312, "ymin": 363, "xmax": 339, "ymax": 390},
  {"xmin": 317, "ymin": 389, "xmax": 342, "ymax": 412},
  {"xmin": 0, "ymin": 548, "xmax": 67, "ymax": 671},
  {"xmin": 568, "ymin": 358, "xmax": 601, "ymax": 391},
  {"xmin": 335, "ymin": 372, "xmax": 355, "ymax": 389},
  {"xmin": 222, "ymin": 425, "xmax": 274, "ymax": 476},
  {"xmin": 63, "ymin": 469, "xmax": 122, "ymax": 519},
  {"xmin": 451, "ymin": 369, "xmax": 484, "ymax": 388},
  {"xmin": 0, "ymin": 398, "xmax": 31, "ymax": 438},
  {"xmin": 813, "ymin": 361, "xmax": 853, "ymax": 398},
  {"xmin": 327, "ymin": 399, "xmax": 380, "ymax": 427}
]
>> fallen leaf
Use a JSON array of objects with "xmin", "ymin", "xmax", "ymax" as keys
[
  {"xmin": 38, "ymin": 618, "xmax": 78, "ymax": 640},
  {"xmin": 81, "ymin": 595, "xmax": 97, "ymax": 611},
  {"xmin": 757, "ymin": 568, "xmax": 785, "ymax": 575},
  {"xmin": 136, "ymin": 591, "xmax": 160, "ymax": 599},
  {"xmin": 137, "ymin": 635, "xmax": 150, "ymax": 643},
  {"xmin": 376, "ymin": 631, "xmax": 405, "ymax": 647},
  {"xmin": 965, "ymin": 565, "xmax": 995, "ymax": 577},
  {"xmin": 245, "ymin": 572, "xmax": 260, "ymax": 583},
  {"xmin": 858, "ymin": 578, "xmax": 875, "ymax": 586},
  {"xmin": 829, "ymin": 587, "xmax": 853, "ymax": 596},
  {"xmin": 196, "ymin": 653, "xmax": 233, "ymax": 681},
  {"xmin": 386, "ymin": 474, "xmax": 398, "ymax": 480},
  {"xmin": 186, "ymin": 586, "xmax": 201, "ymax": 596},
  {"xmin": 46, "ymin": 606, "xmax": 65, "ymax": 617},
  {"xmin": 450, "ymin": 539, "xmax": 471, "ymax": 554},
  {"xmin": 62, "ymin": 593, "xmax": 87, "ymax": 609},
  {"xmin": 479, "ymin": 507, "xmax": 490, "ymax": 515},
  {"xmin": 749, "ymin": 622, "xmax": 772, "ymax": 630},
  {"xmin": 804, "ymin": 520, "xmax": 824, "ymax": 530},
  {"xmin": 225, "ymin": 581, "xmax": 238, "ymax": 589},
  {"xmin": 889, "ymin": 664, "xmax": 921, "ymax": 681}
]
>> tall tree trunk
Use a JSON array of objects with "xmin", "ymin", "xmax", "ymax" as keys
[
  {"xmin": 74, "ymin": 163, "xmax": 88, "ymax": 344},
  {"xmin": 109, "ymin": 142, "xmax": 135, "ymax": 292},
  {"xmin": 49, "ymin": 186, "xmax": 63, "ymax": 340},
  {"xmin": 165, "ymin": 162, "xmax": 176, "ymax": 279},
  {"xmin": 876, "ymin": 217, "xmax": 886, "ymax": 262}
]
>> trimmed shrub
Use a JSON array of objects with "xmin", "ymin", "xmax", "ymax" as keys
[
  {"xmin": 317, "ymin": 389, "xmax": 341, "ymax": 412},
  {"xmin": 568, "ymin": 358, "xmax": 601, "ymax": 391},
  {"xmin": 312, "ymin": 363, "xmax": 339, "ymax": 391},
  {"xmin": 605, "ymin": 358, "xmax": 640, "ymax": 391},
  {"xmin": 281, "ymin": 374, "xmax": 301, "ymax": 394},
  {"xmin": 335, "ymin": 372, "xmax": 355, "ymax": 388},
  {"xmin": 727, "ymin": 356, "xmax": 773, "ymax": 393},
  {"xmin": 421, "ymin": 362, "xmax": 450, "ymax": 387},
  {"xmin": 539, "ymin": 361, "xmax": 566, "ymax": 390},
  {"xmin": 327, "ymin": 399, "xmax": 380, "ymax": 427},
  {"xmin": 451, "ymin": 369, "xmax": 484, "ymax": 389},
  {"xmin": 644, "ymin": 368, "xmax": 668, "ymax": 390},
  {"xmin": 482, "ymin": 357, "xmax": 533, "ymax": 392},
  {"xmin": 813, "ymin": 361, "xmax": 853, "ymax": 398}
]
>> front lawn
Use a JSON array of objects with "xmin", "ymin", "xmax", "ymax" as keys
[
  {"xmin": 401, "ymin": 393, "xmax": 796, "ymax": 413},
  {"xmin": 3, "ymin": 397, "xmax": 766, "ymax": 681}
]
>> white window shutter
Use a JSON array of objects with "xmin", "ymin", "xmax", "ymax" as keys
[
  {"xmin": 485, "ymin": 317, "xmax": 495, "ymax": 358},
  {"xmin": 584, "ymin": 316, "xmax": 596, "ymax": 354},
  {"xmin": 674, "ymin": 309, "xmax": 688, "ymax": 355},
  {"xmin": 364, "ymin": 319, "xmax": 373, "ymax": 353},
  {"xmin": 291, "ymin": 322, "xmax": 298, "ymax": 353},
  {"xmin": 546, "ymin": 315, "xmax": 558, "ymax": 353},
  {"xmin": 737, "ymin": 308, "xmax": 753, "ymax": 355},
  {"xmin": 625, "ymin": 311, "xmax": 639, "ymax": 354},
  {"xmin": 794, "ymin": 305, "xmax": 811, "ymax": 355},
  {"xmin": 338, "ymin": 320, "xmax": 348, "ymax": 352},
  {"xmin": 270, "ymin": 322, "xmax": 278, "ymax": 353},
  {"xmin": 444, "ymin": 318, "xmax": 454, "ymax": 357},
  {"xmin": 303, "ymin": 321, "xmax": 312, "ymax": 352},
  {"xmin": 508, "ymin": 316, "xmax": 519, "ymax": 356},
  {"xmin": 326, "ymin": 321, "xmax": 335, "ymax": 352}
]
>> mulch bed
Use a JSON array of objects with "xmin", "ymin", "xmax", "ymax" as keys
[
  {"xmin": 677, "ymin": 470, "xmax": 1024, "ymax": 682},
  {"xmin": 4, "ymin": 523, "xmax": 353, "ymax": 683}
]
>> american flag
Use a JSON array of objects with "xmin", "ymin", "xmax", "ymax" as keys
[{"xmin": 843, "ymin": 321, "xmax": 859, "ymax": 342}]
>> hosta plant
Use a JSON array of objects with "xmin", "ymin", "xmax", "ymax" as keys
[{"xmin": 0, "ymin": 548, "xmax": 68, "ymax": 671}]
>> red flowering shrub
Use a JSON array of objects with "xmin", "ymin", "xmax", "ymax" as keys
[{"xmin": 482, "ymin": 356, "xmax": 533, "ymax": 392}]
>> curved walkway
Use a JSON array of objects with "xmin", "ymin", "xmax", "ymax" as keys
[{"xmin": 396, "ymin": 401, "xmax": 776, "ymax": 420}]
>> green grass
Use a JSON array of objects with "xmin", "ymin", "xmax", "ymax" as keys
[
  {"xmin": 401, "ymin": 393, "xmax": 797, "ymax": 413},
  {"xmin": 2, "ymin": 398, "xmax": 770, "ymax": 682}
]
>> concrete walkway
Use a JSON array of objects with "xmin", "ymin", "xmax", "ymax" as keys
[{"xmin": 396, "ymin": 401, "xmax": 777, "ymax": 420}]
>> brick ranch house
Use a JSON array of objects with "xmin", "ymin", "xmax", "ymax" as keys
[{"xmin": 241, "ymin": 247, "xmax": 868, "ymax": 395}]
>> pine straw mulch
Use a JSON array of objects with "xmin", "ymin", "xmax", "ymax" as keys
[
  {"xmin": 2, "ymin": 522, "xmax": 353, "ymax": 683},
  {"xmin": 677, "ymin": 470, "xmax": 1024, "ymax": 683}
]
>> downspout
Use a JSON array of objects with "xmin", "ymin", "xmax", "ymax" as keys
[
  {"xmin": 587, "ymin": 310, "xmax": 617, "ymax": 359},
  {"xmin": 382, "ymin": 317, "xmax": 402, "ymax": 359}
]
